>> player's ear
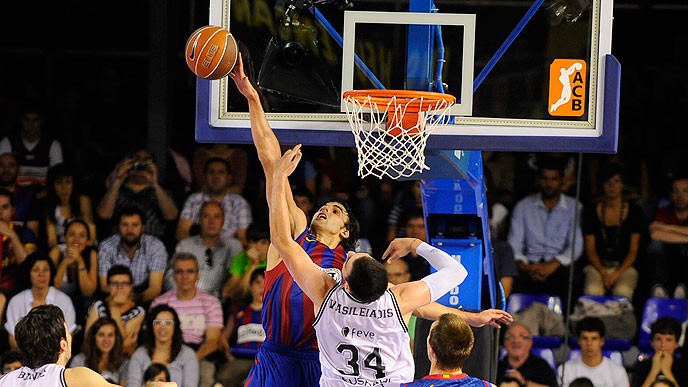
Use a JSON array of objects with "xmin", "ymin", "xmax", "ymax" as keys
[{"xmin": 339, "ymin": 227, "xmax": 350, "ymax": 240}]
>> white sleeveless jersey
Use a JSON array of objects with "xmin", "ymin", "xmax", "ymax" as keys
[
  {"xmin": 314, "ymin": 284, "xmax": 414, "ymax": 386},
  {"xmin": 0, "ymin": 364, "xmax": 67, "ymax": 386}
]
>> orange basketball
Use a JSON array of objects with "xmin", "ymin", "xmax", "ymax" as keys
[{"xmin": 185, "ymin": 25, "xmax": 238, "ymax": 80}]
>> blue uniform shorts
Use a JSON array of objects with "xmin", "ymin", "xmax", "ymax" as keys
[{"xmin": 244, "ymin": 340, "xmax": 321, "ymax": 387}]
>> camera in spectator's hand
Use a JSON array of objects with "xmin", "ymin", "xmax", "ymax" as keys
[{"xmin": 133, "ymin": 161, "xmax": 149, "ymax": 172}]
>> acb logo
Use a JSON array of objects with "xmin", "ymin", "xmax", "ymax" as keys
[{"xmin": 548, "ymin": 59, "xmax": 587, "ymax": 117}]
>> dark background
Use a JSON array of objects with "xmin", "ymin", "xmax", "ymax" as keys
[{"xmin": 0, "ymin": 0, "xmax": 686, "ymax": 198}]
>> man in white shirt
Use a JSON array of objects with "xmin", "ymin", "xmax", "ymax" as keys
[{"xmin": 557, "ymin": 317, "xmax": 629, "ymax": 387}]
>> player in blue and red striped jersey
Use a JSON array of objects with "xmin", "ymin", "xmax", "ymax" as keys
[
  {"xmin": 230, "ymin": 54, "xmax": 359, "ymax": 387},
  {"xmin": 403, "ymin": 313, "xmax": 496, "ymax": 387}
]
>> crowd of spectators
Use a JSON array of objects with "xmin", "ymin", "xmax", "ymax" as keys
[{"xmin": 0, "ymin": 99, "xmax": 685, "ymax": 386}]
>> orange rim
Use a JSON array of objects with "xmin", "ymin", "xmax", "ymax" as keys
[{"xmin": 343, "ymin": 89, "xmax": 456, "ymax": 111}]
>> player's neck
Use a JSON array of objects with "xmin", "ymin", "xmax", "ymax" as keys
[
  {"xmin": 429, "ymin": 364, "xmax": 463, "ymax": 376},
  {"xmin": 311, "ymin": 230, "xmax": 341, "ymax": 249}
]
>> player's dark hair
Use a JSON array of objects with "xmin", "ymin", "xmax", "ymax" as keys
[
  {"xmin": 650, "ymin": 316, "xmax": 682, "ymax": 340},
  {"xmin": 203, "ymin": 156, "xmax": 232, "ymax": 175},
  {"xmin": 347, "ymin": 256, "xmax": 388, "ymax": 303},
  {"xmin": 107, "ymin": 264, "xmax": 134, "ymax": 284},
  {"xmin": 15, "ymin": 305, "xmax": 66, "ymax": 368},
  {"xmin": 429, "ymin": 313, "xmax": 474, "ymax": 370},
  {"xmin": 84, "ymin": 317, "xmax": 124, "ymax": 374},
  {"xmin": 576, "ymin": 316, "xmax": 605, "ymax": 338},
  {"xmin": 143, "ymin": 363, "xmax": 170, "ymax": 383},
  {"xmin": 145, "ymin": 305, "xmax": 183, "ymax": 363}
]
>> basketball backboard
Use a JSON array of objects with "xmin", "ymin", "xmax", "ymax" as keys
[{"xmin": 195, "ymin": 0, "xmax": 619, "ymax": 153}]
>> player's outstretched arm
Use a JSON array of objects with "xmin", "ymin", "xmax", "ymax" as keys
[
  {"xmin": 385, "ymin": 238, "xmax": 467, "ymax": 315},
  {"xmin": 65, "ymin": 366, "xmax": 178, "ymax": 387},
  {"xmin": 270, "ymin": 145, "xmax": 334, "ymax": 308},
  {"xmin": 412, "ymin": 303, "xmax": 513, "ymax": 328},
  {"xmin": 229, "ymin": 53, "xmax": 307, "ymax": 237}
]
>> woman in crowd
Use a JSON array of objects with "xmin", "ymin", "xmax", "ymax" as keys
[
  {"xmin": 85, "ymin": 265, "xmax": 145, "ymax": 356},
  {"xmin": 43, "ymin": 163, "xmax": 97, "ymax": 249},
  {"xmin": 69, "ymin": 316, "xmax": 129, "ymax": 385},
  {"xmin": 50, "ymin": 218, "xmax": 98, "ymax": 319},
  {"xmin": 4, "ymin": 253, "xmax": 77, "ymax": 348},
  {"xmin": 582, "ymin": 162, "xmax": 644, "ymax": 300},
  {"xmin": 126, "ymin": 304, "xmax": 199, "ymax": 387}
]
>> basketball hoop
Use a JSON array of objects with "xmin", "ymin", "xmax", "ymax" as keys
[{"xmin": 343, "ymin": 89, "xmax": 456, "ymax": 179}]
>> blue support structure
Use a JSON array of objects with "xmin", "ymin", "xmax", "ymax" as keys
[
  {"xmin": 419, "ymin": 152, "xmax": 495, "ymax": 311},
  {"xmin": 407, "ymin": 0, "xmax": 497, "ymax": 311}
]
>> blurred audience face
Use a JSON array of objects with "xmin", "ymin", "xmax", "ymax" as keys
[
  {"xmin": 128, "ymin": 150, "xmax": 154, "ymax": 183},
  {"xmin": 30, "ymin": 260, "xmax": 52, "ymax": 290},
  {"xmin": 108, "ymin": 273, "xmax": 133, "ymax": 305},
  {"xmin": 671, "ymin": 178, "xmax": 688, "ymax": 212},
  {"xmin": 0, "ymin": 153, "xmax": 18, "ymax": 186},
  {"xmin": 538, "ymin": 168, "xmax": 563, "ymax": 200},
  {"xmin": 200, "ymin": 201, "xmax": 224, "ymax": 237},
  {"xmin": 249, "ymin": 272, "xmax": 265, "ymax": 303},
  {"xmin": 602, "ymin": 173, "xmax": 623, "ymax": 200},
  {"xmin": 0, "ymin": 194, "xmax": 13, "ymax": 223},
  {"xmin": 20, "ymin": 112, "xmax": 44, "ymax": 142},
  {"xmin": 2, "ymin": 360, "xmax": 21, "ymax": 374},
  {"xmin": 65, "ymin": 222, "xmax": 89, "ymax": 252},
  {"xmin": 53, "ymin": 175, "xmax": 74, "ymax": 201},
  {"xmin": 578, "ymin": 330, "xmax": 604, "ymax": 358},
  {"xmin": 503, "ymin": 324, "xmax": 533, "ymax": 361},
  {"xmin": 118, "ymin": 214, "xmax": 144, "ymax": 247},
  {"xmin": 205, "ymin": 160, "xmax": 231, "ymax": 195},
  {"xmin": 95, "ymin": 323, "xmax": 117, "ymax": 354},
  {"xmin": 651, "ymin": 332, "xmax": 679, "ymax": 354},
  {"xmin": 173, "ymin": 258, "xmax": 199, "ymax": 293},
  {"xmin": 404, "ymin": 216, "xmax": 427, "ymax": 241},
  {"xmin": 295, "ymin": 194, "xmax": 314, "ymax": 218},
  {"xmin": 386, "ymin": 260, "xmax": 411, "ymax": 285},
  {"xmin": 152, "ymin": 310, "xmax": 175, "ymax": 344}
]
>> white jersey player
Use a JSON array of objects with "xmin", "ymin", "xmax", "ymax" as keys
[
  {"xmin": 269, "ymin": 145, "xmax": 471, "ymax": 386},
  {"xmin": 0, "ymin": 304, "xmax": 176, "ymax": 387},
  {"xmin": 315, "ymin": 286, "xmax": 414, "ymax": 386}
]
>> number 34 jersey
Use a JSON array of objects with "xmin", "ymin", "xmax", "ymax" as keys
[{"xmin": 314, "ymin": 284, "xmax": 414, "ymax": 386}]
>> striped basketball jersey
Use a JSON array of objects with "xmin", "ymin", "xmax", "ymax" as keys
[
  {"xmin": 262, "ymin": 227, "xmax": 346, "ymax": 350},
  {"xmin": 0, "ymin": 364, "xmax": 67, "ymax": 386},
  {"xmin": 314, "ymin": 284, "xmax": 414, "ymax": 386},
  {"xmin": 403, "ymin": 374, "xmax": 496, "ymax": 386}
]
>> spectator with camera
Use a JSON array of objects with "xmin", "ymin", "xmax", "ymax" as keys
[{"xmin": 97, "ymin": 148, "xmax": 178, "ymax": 247}]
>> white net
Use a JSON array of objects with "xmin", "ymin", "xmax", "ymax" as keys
[{"xmin": 344, "ymin": 93, "xmax": 454, "ymax": 179}]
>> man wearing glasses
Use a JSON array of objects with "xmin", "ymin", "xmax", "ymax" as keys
[
  {"xmin": 170, "ymin": 200, "xmax": 242, "ymax": 298},
  {"xmin": 497, "ymin": 323, "xmax": 558, "ymax": 387},
  {"xmin": 150, "ymin": 252, "xmax": 224, "ymax": 387}
]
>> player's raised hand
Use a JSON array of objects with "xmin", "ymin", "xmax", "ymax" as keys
[
  {"xmin": 465, "ymin": 309, "xmax": 513, "ymax": 328},
  {"xmin": 382, "ymin": 237, "xmax": 421, "ymax": 263},
  {"xmin": 274, "ymin": 144, "xmax": 303, "ymax": 179},
  {"xmin": 228, "ymin": 53, "xmax": 259, "ymax": 101}
]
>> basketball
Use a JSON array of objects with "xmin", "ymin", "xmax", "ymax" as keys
[{"xmin": 185, "ymin": 25, "xmax": 238, "ymax": 80}]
